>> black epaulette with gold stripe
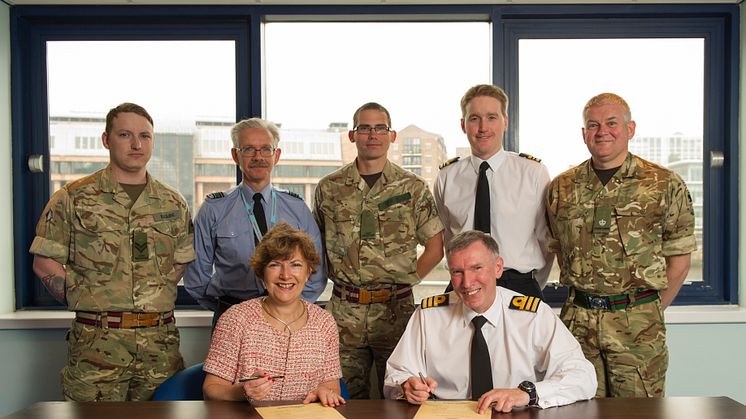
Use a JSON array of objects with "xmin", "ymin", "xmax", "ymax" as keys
[
  {"xmin": 439, "ymin": 157, "xmax": 460, "ymax": 170},
  {"xmin": 518, "ymin": 153, "xmax": 541, "ymax": 163},
  {"xmin": 508, "ymin": 295, "xmax": 540, "ymax": 313},
  {"xmin": 421, "ymin": 294, "xmax": 449, "ymax": 309}
]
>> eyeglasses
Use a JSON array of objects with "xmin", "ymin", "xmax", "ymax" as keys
[
  {"xmin": 355, "ymin": 125, "xmax": 391, "ymax": 135},
  {"xmin": 235, "ymin": 146, "xmax": 275, "ymax": 157}
]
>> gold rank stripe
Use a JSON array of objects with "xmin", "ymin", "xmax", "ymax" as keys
[
  {"xmin": 421, "ymin": 294, "xmax": 449, "ymax": 309},
  {"xmin": 509, "ymin": 295, "xmax": 540, "ymax": 313}
]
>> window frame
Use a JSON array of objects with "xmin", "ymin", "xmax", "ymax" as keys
[
  {"xmin": 496, "ymin": 5, "xmax": 739, "ymax": 306},
  {"xmin": 10, "ymin": 3, "xmax": 739, "ymax": 308}
]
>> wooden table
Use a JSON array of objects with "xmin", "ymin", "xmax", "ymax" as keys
[{"xmin": 3, "ymin": 397, "xmax": 745, "ymax": 419}]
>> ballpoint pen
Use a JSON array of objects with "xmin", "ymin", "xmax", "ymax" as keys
[
  {"xmin": 418, "ymin": 372, "xmax": 435, "ymax": 399},
  {"xmin": 239, "ymin": 375, "xmax": 284, "ymax": 382}
]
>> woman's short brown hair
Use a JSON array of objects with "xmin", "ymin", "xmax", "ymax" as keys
[{"xmin": 250, "ymin": 222, "xmax": 320, "ymax": 279}]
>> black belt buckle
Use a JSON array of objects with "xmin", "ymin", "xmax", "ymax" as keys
[{"xmin": 587, "ymin": 296, "xmax": 611, "ymax": 310}]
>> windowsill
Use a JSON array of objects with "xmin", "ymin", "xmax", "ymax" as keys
[{"xmin": 1, "ymin": 305, "xmax": 745, "ymax": 330}]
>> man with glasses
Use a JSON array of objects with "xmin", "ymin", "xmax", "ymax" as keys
[
  {"xmin": 185, "ymin": 118, "xmax": 326, "ymax": 325},
  {"xmin": 314, "ymin": 102, "xmax": 444, "ymax": 399},
  {"xmin": 434, "ymin": 84, "xmax": 553, "ymax": 299}
]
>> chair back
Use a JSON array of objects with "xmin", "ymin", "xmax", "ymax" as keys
[{"xmin": 152, "ymin": 363, "xmax": 206, "ymax": 401}]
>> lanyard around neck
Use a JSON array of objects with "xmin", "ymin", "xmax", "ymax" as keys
[{"xmin": 240, "ymin": 187, "xmax": 277, "ymax": 241}]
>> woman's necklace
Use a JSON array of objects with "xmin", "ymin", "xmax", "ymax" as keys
[
  {"xmin": 261, "ymin": 298, "xmax": 307, "ymax": 396},
  {"xmin": 261, "ymin": 298, "xmax": 306, "ymax": 335}
]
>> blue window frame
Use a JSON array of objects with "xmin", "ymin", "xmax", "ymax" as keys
[{"xmin": 10, "ymin": 4, "xmax": 738, "ymax": 308}]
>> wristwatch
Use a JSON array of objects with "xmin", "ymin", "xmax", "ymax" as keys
[{"xmin": 518, "ymin": 380, "xmax": 538, "ymax": 406}]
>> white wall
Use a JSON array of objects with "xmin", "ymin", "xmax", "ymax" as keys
[{"xmin": 0, "ymin": 2, "xmax": 744, "ymax": 417}]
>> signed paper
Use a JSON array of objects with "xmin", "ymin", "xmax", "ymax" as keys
[
  {"xmin": 414, "ymin": 400, "xmax": 491, "ymax": 419},
  {"xmin": 255, "ymin": 403, "xmax": 346, "ymax": 419}
]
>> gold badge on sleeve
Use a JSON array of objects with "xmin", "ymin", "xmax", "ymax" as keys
[{"xmin": 508, "ymin": 295, "xmax": 540, "ymax": 313}]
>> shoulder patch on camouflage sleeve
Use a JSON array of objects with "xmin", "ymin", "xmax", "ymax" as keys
[
  {"xmin": 205, "ymin": 191, "xmax": 225, "ymax": 200},
  {"xmin": 421, "ymin": 294, "xmax": 449, "ymax": 309},
  {"xmin": 277, "ymin": 189, "xmax": 303, "ymax": 200},
  {"xmin": 508, "ymin": 295, "xmax": 540, "ymax": 313},
  {"xmin": 439, "ymin": 157, "xmax": 460, "ymax": 170},
  {"xmin": 518, "ymin": 153, "xmax": 542, "ymax": 163}
]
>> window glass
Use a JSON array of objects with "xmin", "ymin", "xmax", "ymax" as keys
[
  {"xmin": 47, "ymin": 40, "xmax": 237, "ymax": 212},
  {"xmin": 518, "ymin": 38, "xmax": 704, "ymax": 284},
  {"xmin": 265, "ymin": 22, "xmax": 490, "ymax": 301}
]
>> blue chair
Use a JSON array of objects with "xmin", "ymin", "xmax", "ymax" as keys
[
  {"xmin": 152, "ymin": 363, "xmax": 206, "ymax": 400},
  {"xmin": 339, "ymin": 377, "xmax": 350, "ymax": 399}
]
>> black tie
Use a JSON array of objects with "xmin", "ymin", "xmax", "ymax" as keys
[
  {"xmin": 253, "ymin": 193, "xmax": 268, "ymax": 243},
  {"xmin": 474, "ymin": 161, "xmax": 491, "ymax": 234},
  {"xmin": 470, "ymin": 315, "xmax": 493, "ymax": 399}
]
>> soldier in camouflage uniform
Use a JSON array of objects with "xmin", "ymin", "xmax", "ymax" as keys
[
  {"xmin": 545, "ymin": 93, "xmax": 696, "ymax": 398},
  {"xmin": 29, "ymin": 103, "xmax": 195, "ymax": 401},
  {"xmin": 314, "ymin": 102, "xmax": 444, "ymax": 399}
]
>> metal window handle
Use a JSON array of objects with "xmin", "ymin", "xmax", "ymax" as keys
[
  {"xmin": 710, "ymin": 150, "xmax": 724, "ymax": 169},
  {"xmin": 28, "ymin": 154, "xmax": 44, "ymax": 173}
]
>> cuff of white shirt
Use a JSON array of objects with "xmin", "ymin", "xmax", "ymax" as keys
[{"xmin": 534, "ymin": 381, "xmax": 555, "ymax": 409}]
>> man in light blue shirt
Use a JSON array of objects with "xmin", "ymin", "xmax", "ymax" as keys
[{"xmin": 184, "ymin": 118, "xmax": 326, "ymax": 324}]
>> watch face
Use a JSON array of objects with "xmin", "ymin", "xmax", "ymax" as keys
[{"xmin": 519, "ymin": 381, "xmax": 535, "ymax": 391}]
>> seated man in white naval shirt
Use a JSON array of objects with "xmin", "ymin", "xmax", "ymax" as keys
[{"xmin": 383, "ymin": 231, "xmax": 596, "ymax": 413}]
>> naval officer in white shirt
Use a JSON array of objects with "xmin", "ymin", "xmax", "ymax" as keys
[
  {"xmin": 383, "ymin": 231, "xmax": 595, "ymax": 414},
  {"xmin": 434, "ymin": 84, "xmax": 553, "ymax": 298}
]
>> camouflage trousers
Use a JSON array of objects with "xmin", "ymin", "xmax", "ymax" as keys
[
  {"xmin": 62, "ymin": 321, "xmax": 184, "ymax": 401},
  {"xmin": 561, "ymin": 298, "xmax": 668, "ymax": 398},
  {"xmin": 328, "ymin": 294, "xmax": 415, "ymax": 399}
]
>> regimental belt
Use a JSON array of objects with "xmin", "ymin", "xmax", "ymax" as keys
[
  {"xmin": 75, "ymin": 310, "xmax": 175, "ymax": 328},
  {"xmin": 333, "ymin": 283, "xmax": 412, "ymax": 305},
  {"xmin": 572, "ymin": 289, "xmax": 660, "ymax": 311}
]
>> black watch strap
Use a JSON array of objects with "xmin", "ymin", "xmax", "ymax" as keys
[{"xmin": 518, "ymin": 381, "xmax": 538, "ymax": 406}]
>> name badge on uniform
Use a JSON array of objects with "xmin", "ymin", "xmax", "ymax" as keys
[
  {"xmin": 132, "ymin": 230, "xmax": 149, "ymax": 261},
  {"xmin": 593, "ymin": 206, "xmax": 612, "ymax": 234},
  {"xmin": 360, "ymin": 210, "xmax": 378, "ymax": 240}
]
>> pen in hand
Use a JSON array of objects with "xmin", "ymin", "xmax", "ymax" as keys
[
  {"xmin": 418, "ymin": 372, "xmax": 436, "ymax": 400},
  {"xmin": 239, "ymin": 375, "xmax": 284, "ymax": 382}
]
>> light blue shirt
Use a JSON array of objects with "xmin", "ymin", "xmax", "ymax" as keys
[{"xmin": 184, "ymin": 183, "xmax": 327, "ymax": 310}]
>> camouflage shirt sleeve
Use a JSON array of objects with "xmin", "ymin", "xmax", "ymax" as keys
[
  {"xmin": 29, "ymin": 188, "xmax": 72, "ymax": 264},
  {"xmin": 413, "ymin": 182, "xmax": 444, "ymax": 246},
  {"xmin": 661, "ymin": 172, "xmax": 697, "ymax": 256},
  {"xmin": 544, "ymin": 177, "xmax": 562, "ymax": 255},
  {"xmin": 173, "ymin": 199, "xmax": 196, "ymax": 265}
]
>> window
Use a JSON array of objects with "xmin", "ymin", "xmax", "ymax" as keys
[
  {"xmin": 502, "ymin": 9, "xmax": 737, "ymax": 305},
  {"xmin": 265, "ymin": 20, "xmax": 490, "ymax": 302},
  {"xmin": 11, "ymin": 4, "xmax": 738, "ymax": 308}
]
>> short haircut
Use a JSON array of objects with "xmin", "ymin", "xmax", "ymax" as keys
[
  {"xmin": 460, "ymin": 84, "xmax": 509, "ymax": 118},
  {"xmin": 231, "ymin": 117, "xmax": 281, "ymax": 148},
  {"xmin": 446, "ymin": 230, "xmax": 500, "ymax": 259},
  {"xmin": 352, "ymin": 102, "xmax": 392, "ymax": 129},
  {"xmin": 251, "ymin": 222, "xmax": 320, "ymax": 279},
  {"xmin": 583, "ymin": 93, "xmax": 632, "ymax": 123},
  {"xmin": 105, "ymin": 103, "xmax": 153, "ymax": 135}
]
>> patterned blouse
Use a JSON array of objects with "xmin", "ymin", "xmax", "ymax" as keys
[{"xmin": 204, "ymin": 298, "xmax": 342, "ymax": 400}]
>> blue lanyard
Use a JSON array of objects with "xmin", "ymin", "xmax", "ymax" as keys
[{"xmin": 240, "ymin": 187, "xmax": 277, "ymax": 241}]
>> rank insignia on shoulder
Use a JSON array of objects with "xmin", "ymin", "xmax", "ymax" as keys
[
  {"xmin": 421, "ymin": 294, "xmax": 449, "ymax": 309},
  {"xmin": 205, "ymin": 191, "xmax": 225, "ymax": 200},
  {"xmin": 518, "ymin": 153, "xmax": 542, "ymax": 163},
  {"xmin": 508, "ymin": 295, "xmax": 540, "ymax": 313},
  {"xmin": 439, "ymin": 157, "xmax": 460, "ymax": 170},
  {"xmin": 278, "ymin": 189, "xmax": 303, "ymax": 200}
]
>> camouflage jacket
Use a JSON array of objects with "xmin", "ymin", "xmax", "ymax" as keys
[
  {"xmin": 30, "ymin": 165, "xmax": 195, "ymax": 311},
  {"xmin": 313, "ymin": 160, "xmax": 443, "ymax": 288},
  {"xmin": 545, "ymin": 153, "xmax": 696, "ymax": 294}
]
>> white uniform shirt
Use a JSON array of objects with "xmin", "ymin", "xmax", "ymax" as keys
[
  {"xmin": 434, "ymin": 149, "xmax": 553, "ymax": 287},
  {"xmin": 383, "ymin": 288, "xmax": 596, "ymax": 408}
]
